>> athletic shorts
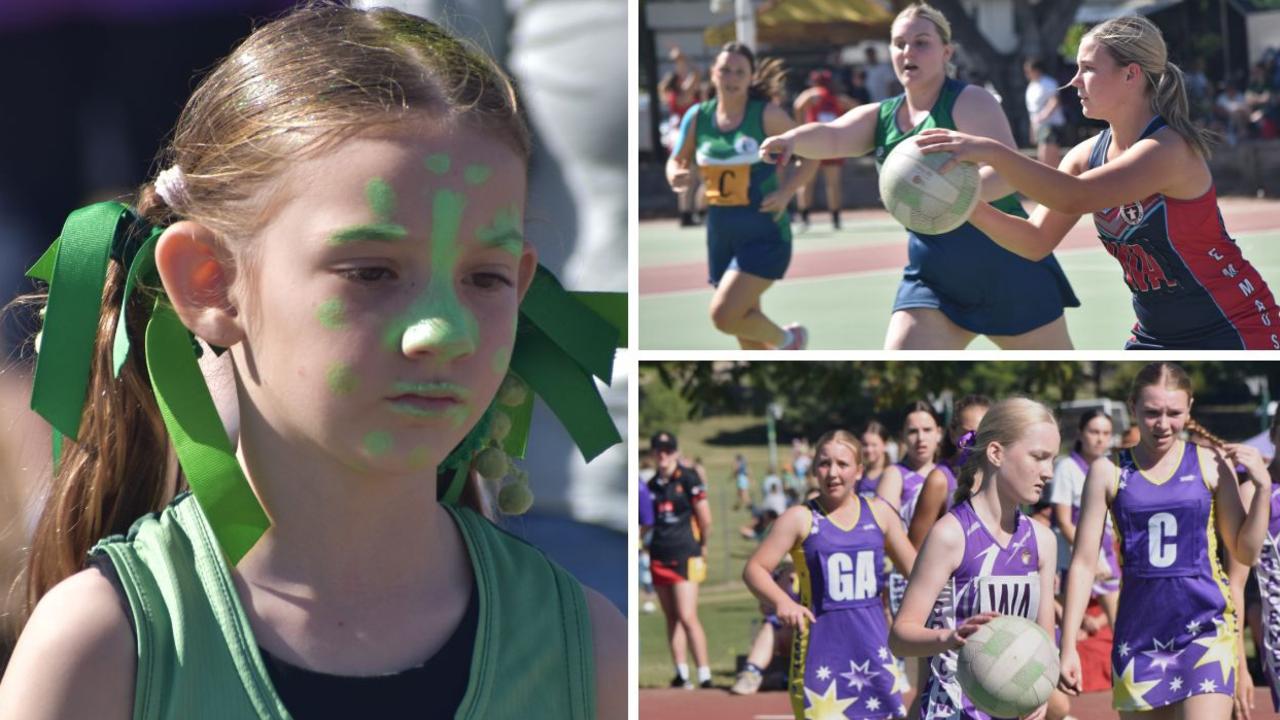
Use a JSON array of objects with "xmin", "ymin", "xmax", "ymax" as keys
[
  {"xmin": 736, "ymin": 473, "xmax": 749, "ymax": 491},
  {"xmin": 706, "ymin": 206, "xmax": 792, "ymax": 286},
  {"xmin": 652, "ymin": 555, "xmax": 706, "ymax": 586},
  {"xmin": 1035, "ymin": 123, "xmax": 1070, "ymax": 147}
]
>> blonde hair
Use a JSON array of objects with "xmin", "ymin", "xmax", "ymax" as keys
[
  {"xmin": 1084, "ymin": 15, "xmax": 1216, "ymax": 158},
  {"xmin": 953, "ymin": 398, "xmax": 1056, "ymax": 506},
  {"xmin": 19, "ymin": 3, "xmax": 523, "ymax": 621},
  {"xmin": 1127, "ymin": 361, "xmax": 1194, "ymax": 408},
  {"xmin": 892, "ymin": 2, "xmax": 956, "ymax": 78},
  {"xmin": 812, "ymin": 429, "xmax": 863, "ymax": 473}
]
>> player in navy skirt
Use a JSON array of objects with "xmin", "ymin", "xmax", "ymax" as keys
[
  {"xmin": 745, "ymin": 429, "xmax": 917, "ymax": 719},
  {"xmin": 917, "ymin": 15, "xmax": 1279, "ymax": 349}
]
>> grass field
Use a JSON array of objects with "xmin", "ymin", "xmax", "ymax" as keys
[{"xmin": 639, "ymin": 199, "xmax": 1280, "ymax": 349}]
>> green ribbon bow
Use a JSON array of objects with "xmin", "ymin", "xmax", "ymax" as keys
[{"xmin": 27, "ymin": 201, "xmax": 625, "ymax": 565}]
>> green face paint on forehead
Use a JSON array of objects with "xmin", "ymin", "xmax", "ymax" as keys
[
  {"xmin": 425, "ymin": 153, "xmax": 451, "ymax": 175},
  {"xmin": 330, "ymin": 177, "xmax": 408, "ymax": 245},
  {"xmin": 363, "ymin": 430, "xmax": 393, "ymax": 456},
  {"xmin": 316, "ymin": 298, "xmax": 347, "ymax": 330},
  {"xmin": 475, "ymin": 204, "xmax": 524, "ymax": 258},
  {"xmin": 464, "ymin": 164, "xmax": 492, "ymax": 186}
]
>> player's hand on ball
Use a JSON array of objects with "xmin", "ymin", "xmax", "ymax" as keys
[
  {"xmin": 1057, "ymin": 648, "xmax": 1082, "ymax": 696},
  {"xmin": 759, "ymin": 135, "xmax": 794, "ymax": 167},
  {"xmin": 1021, "ymin": 703, "xmax": 1048, "ymax": 720},
  {"xmin": 775, "ymin": 597, "xmax": 816, "ymax": 630},
  {"xmin": 916, "ymin": 128, "xmax": 998, "ymax": 174},
  {"xmin": 1224, "ymin": 443, "xmax": 1270, "ymax": 488},
  {"xmin": 949, "ymin": 611, "xmax": 996, "ymax": 649}
]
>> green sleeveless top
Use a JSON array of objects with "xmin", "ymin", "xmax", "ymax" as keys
[
  {"xmin": 90, "ymin": 493, "xmax": 595, "ymax": 719},
  {"xmin": 872, "ymin": 77, "xmax": 1026, "ymax": 217},
  {"xmin": 693, "ymin": 97, "xmax": 777, "ymax": 210}
]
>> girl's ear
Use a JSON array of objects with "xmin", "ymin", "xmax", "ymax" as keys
[
  {"xmin": 986, "ymin": 441, "xmax": 1003, "ymax": 469},
  {"xmin": 154, "ymin": 221, "xmax": 245, "ymax": 348},
  {"xmin": 514, "ymin": 241, "xmax": 539, "ymax": 302}
]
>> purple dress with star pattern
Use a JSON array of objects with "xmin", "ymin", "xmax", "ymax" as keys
[
  {"xmin": 789, "ymin": 497, "xmax": 908, "ymax": 719},
  {"xmin": 1254, "ymin": 483, "xmax": 1280, "ymax": 708},
  {"xmin": 921, "ymin": 500, "xmax": 1041, "ymax": 720},
  {"xmin": 1109, "ymin": 442, "xmax": 1236, "ymax": 711}
]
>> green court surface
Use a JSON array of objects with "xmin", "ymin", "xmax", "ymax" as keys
[{"xmin": 639, "ymin": 209, "xmax": 1280, "ymax": 350}]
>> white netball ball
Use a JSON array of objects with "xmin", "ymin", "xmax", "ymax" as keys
[
  {"xmin": 878, "ymin": 135, "xmax": 980, "ymax": 235},
  {"xmin": 957, "ymin": 615, "xmax": 1059, "ymax": 717}
]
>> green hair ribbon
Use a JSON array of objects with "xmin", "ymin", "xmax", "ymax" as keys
[{"xmin": 26, "ymin": 201, "xmax": 625, "ymax": 564}]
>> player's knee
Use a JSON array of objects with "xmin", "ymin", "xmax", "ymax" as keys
[{"xmin": 709, "ymin": 302, "xmax": 741, "ymax": 333}]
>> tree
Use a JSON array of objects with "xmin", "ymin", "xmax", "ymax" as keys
[{"xmin": 927, "ymin": 0, "xmax": 1085, "ymax": 146}]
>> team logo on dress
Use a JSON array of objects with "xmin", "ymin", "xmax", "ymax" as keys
[
  {"xmin": 1119, "ymin": 201, "xmax": 1145, "ymax": 226},
  {"xmin": 1021, "ymin": 549, "xmax": 1032, "ymax": 565},
  {"xmin": 734, "ymin": 135, "xmax": 759, "ymax": 157}
]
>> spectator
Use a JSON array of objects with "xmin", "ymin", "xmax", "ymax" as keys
[
  {"xmin": 1024, "ymin": 58, "xmax": 1068, "ymax": 166},
  {"xmin": 863, "ymin": 46, "xmax": 896, "ymax": 102},
  {"xmin": 1216, "ymin": 82, "xmax": 1251, "ymax": 144},
  {"xmin": 848, "ymin": 67, "xmax": 872, "ymax": 106}
]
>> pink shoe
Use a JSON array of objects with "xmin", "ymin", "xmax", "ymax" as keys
[{"xmin": 780, "ymin": 324, "xmax": 808, "ymax": 350}]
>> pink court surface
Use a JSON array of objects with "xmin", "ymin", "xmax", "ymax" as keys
[
  {"xmin": 639, "ymin": 686, "xmax": 1280, "ymax": 719},
  {"xmin": 638, "ymin": 197, "xmax": 1280, "ymax": 350}
]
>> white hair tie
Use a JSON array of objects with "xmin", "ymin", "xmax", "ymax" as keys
[{"xmin": 154, "ymin": 165, "xmax": 191, "ymax": 211}]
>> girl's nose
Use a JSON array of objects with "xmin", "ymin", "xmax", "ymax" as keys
[{"xmin": 400, "ymin": 294, "xmax": 477, "ymax": 361}]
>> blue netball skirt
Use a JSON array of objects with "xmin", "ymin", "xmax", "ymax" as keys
[
  {"xmin": 892, "ymin": 222, "xmax": 1079, "ymax": 336},
  {"xmin": 706, "ymin": 206, "xmax": 792, "ymax": 286}
]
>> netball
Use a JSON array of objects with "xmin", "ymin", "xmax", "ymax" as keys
[
  {"xmin": 957, "ymin": 615, "xmax": 1060, "ymax": 718},
  {"xmin": 878, "ymin": 135, "xmax": 980, "ymax": 235}
]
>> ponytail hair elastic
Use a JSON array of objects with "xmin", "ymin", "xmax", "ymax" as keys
[
  {"xmin": 27, "ymin": 202, "xmax": 626, "ymax": 563},
  {"xmin": 954, "ymin": 429, "xmax": 977, "ymax": 467},
  {"xmin": 153, "ymin": 165, "xmax": 191, "ymax": 211}
]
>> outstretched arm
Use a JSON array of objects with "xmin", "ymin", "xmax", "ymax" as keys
[
  {"xmin": 917, "ymin": 126, "xmax": 1187, "ymax": 215},
  {"xmin": 758, "ymin": 101, "xmax": 882, "ymax": 166}
]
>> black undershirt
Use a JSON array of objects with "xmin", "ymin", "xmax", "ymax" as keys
[{"xmin": 259, "ymin": 583, "xmax": 479, "ymax": 718}]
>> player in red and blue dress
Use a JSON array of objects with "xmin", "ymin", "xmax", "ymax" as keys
[
  {"xmin": 890, "ymin": 398, "xmax": 1060, "ymax": 720},
  {"xmin": 646, "ymin": 431, "xmax": 714, "ymax": 689},
  {"xmin": 793, "ymin": 69, "xmax": 857, "ymax": 229},
  {"xmin": 1060, "ymin": 363, "xmax": 1272, "ymax": 717},
  {"xmin": 745, "ymin": 429, "xmax": 916, "ymax": 719},
  {"xmin": 916, "ymin": 16, "xmax": 1279, "ymax": 349}
]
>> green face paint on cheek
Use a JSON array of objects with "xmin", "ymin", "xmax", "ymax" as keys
[
  {"xmin": 316, "ymin": 298, "xmax": 346, "ymax": 329},
  {"xmin": 425, "ymin": 153, "xmax": 451, "ymax": 175},
  {"xmin": 464, "ymin": 164, "xmax": 491, "ymax": 186},
  {"xmin": 363, "ymin": 430, "xmax": 393, "ymax": 456},
  {"xmin": 326, "ymin": 363, "xmax": 358, "ymax": 395},
  {"xmin": 408, "ymin": 446, "xmax": 433, "ymax": 469}
]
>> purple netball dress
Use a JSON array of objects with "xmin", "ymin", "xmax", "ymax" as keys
[
  {"xmin": 936, "ymin": 463, "xmax": 957, "ymax": 509},
  {"xmin": 857, "ymin": 471, "xmax": 882, "ymax": 500},
  {"xmin": 1109, "ymin": 442, "xmax": 1236, "ymax": 711},
  {"xmin": 1068, "ymin": 452, "xmax": 1123, "ymax": 596},
  {"xmin": 1257, "ymin": 484, "xmax": 1280, "ymax": 708},
  {"xmin": 790, "ymin": 497, "xmax": 910, "ymax": 719},
  {"xmin": 888, "ymin": 463, "xmax": 931, "ymax": 614},
  {"xmin": 922, "ymin": 501, "xmax": 1042, "ymax": 720}
]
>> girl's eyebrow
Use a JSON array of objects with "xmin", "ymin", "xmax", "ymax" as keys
[{"xmin": 329, "ymin": 222, "xmax": 409, "ymax": 244}]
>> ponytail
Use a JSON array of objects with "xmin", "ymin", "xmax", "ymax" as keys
[
  {"xmin": 1153, "ymin": 61, "xmax": 1218, "ymax": 159},
  {"xmin": 23, "ymin": 255, "xmax": 173, "ymax": 621}
]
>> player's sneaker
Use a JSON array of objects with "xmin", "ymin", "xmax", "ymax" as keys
[
  {"xmin": 670, "ymin": 674, "xmax": 693, "ymax": 690},
  {"xmin": 699, "ymin": 679, "xmax": 714, "ymax": 690},
  {"xmin": 730, "ymin": 670, "xmax": 762, "ymax": 695},
  {"xmin": 780, "ymin": 324, "xmax": 808, "ymax": 350}
]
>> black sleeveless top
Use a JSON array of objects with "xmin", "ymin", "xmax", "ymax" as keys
[{"xmin": 260, "ymin": 584, "xmax": 479, "ymax": 718}]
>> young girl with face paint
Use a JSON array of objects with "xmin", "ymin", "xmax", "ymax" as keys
[
  {"xmin": 1049, "ymin": 410, "xmax": 1121, "ymax": 628},
  {"xmin": 909, "ymin": 394, "xmax": 991, "ymax": 548},
  {"xmin": 890, "ymin": 398, "xmax": 1060, "ymax": 720},
  {"xmin": 0, "ymin": 7, "xmax": 624, "ymax": 719},
  {"xmin": 1059, "ymin": 363, "xmax": 1271, "ymax": 719},
  {"xmin": 666, "ymin": 42, "xmax": 817, "ymax": 350},
  {"xmin": 758, "ymin": 2, "xmax": 1079, "ymax": 350},
  {"xmin": 744, "ymin": 430, "xmax": 917, "ymax": 719},
  {"xmin": 916, "ymin": 15, "xmax": 1279, "ymax": 350}
]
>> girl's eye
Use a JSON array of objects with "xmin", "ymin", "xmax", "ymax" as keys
[
  {"xmin": 467, "ymin": 271, "xmax": 515, "ymax": 290},
  {"xmin": 339, "ymin": 267, "xmax": 397, "ymax": 283}
]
